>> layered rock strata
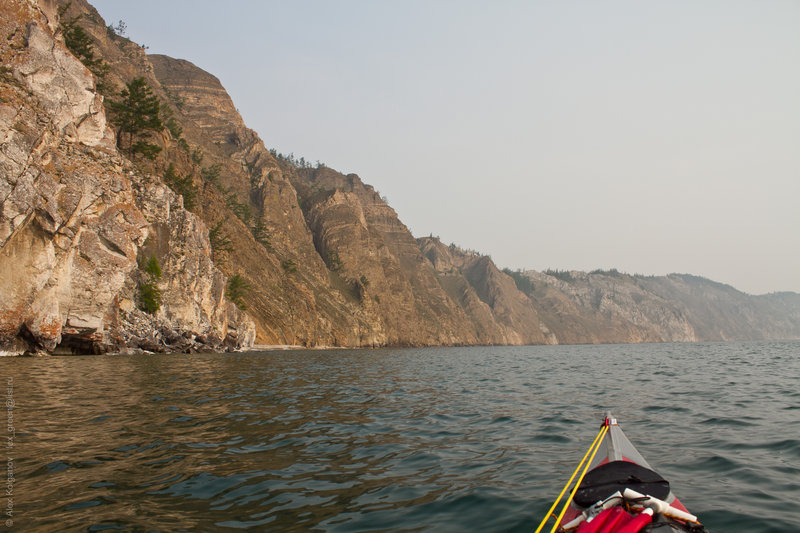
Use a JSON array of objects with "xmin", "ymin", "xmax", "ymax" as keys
[{"xmin": 418, "ymin": 238, "xmax": 547, "ymax": 344}]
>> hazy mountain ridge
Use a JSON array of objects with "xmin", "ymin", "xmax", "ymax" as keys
[
  {"xmin": 638, "ymin": 274, "xmax": 800, "ymax": 341},
  {"xmin": 524, "ymin": 270, "xmax": 800, "ymax": 343},
  {"xmin": 1, "ymin": 0, "xmax": 797, "ymax": 354}
]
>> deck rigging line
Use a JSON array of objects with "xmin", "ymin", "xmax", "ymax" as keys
[{"xmin": 534, "ymin": 422, "xmax": 609, "ymax": 533}]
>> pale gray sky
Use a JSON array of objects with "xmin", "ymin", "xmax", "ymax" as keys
[{"xmin": 93, "ymin": 1, "xmax": 800, "ymax": 295}]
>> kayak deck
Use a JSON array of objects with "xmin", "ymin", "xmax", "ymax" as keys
[{"xmin": 538, "ymin": 414, "xmax": 707, "ymax": 533}]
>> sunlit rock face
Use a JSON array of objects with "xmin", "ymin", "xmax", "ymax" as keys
[
  {"xmin": 292, "ymin": 168, "xmax": 481, "ymax": 347},
  {"xmin": 18, "ymin": 21, "xmax": 114, "ymax": 149},
  {"xmin": 0, "ymin": 4, "xmax": 143, "ymax": 353},
  {"xmin": 418, "ymin": 237, "xmax": 548, "ymax": 345},
  {"xmin": 0, "ymin": 0, "xmax": 253, "ymax": 354},
  {"xmin": 149, "ymin": 53, "xmax": 494, "ymax": 347}
]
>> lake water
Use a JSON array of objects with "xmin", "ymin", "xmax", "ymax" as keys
[{"xmin": 3, "ymin": 341, "xmax": 799, "ymax": 532}]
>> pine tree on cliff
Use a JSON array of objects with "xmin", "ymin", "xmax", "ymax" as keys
[
  {"xmin": 58, "ymin": 4, "xmax": 111, "ymax": 92},
  {"xmin": 226, "ymin": 274, "xmax": 250, "ymax": 310},
  {"xmin": 109, "ymin": 77, "xmax": 164, "ymax": 159}
]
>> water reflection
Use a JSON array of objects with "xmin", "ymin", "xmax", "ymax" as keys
[{"xmin": 5, "ymin": 342, "xmax": 800, "ymax": 531}]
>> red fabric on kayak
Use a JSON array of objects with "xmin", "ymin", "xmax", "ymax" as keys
[
  {"xmin": 555, "ymin": 417, "xmax": 698, "ymax": 531},
  {"xmin": 576, "ymin": 507, "xmax": 632, "ymax": 533},
  {"xmin": 670, "ymin": 497, "xmax": 690, "ymax": 513},
  {"xmin": 615, "ymin": 511, "xmax": 653, "ymax": 533},
  {"xmin": 560, "ymin": 507, "xmax": 582, "ymax": 527}
]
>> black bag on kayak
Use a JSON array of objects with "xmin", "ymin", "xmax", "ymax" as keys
[{"xmin": 573, "ymin": 460, "xmax": 670, "ymax": 507}]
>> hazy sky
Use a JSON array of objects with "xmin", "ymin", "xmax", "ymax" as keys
[{"xmin": 92, "ymin": 1, "xmax": 800, "ymax": 295}]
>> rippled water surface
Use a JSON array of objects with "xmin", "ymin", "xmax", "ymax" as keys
[{"xmin": 4, "ymin": 341, "xmax": 800, "ymax": 532}]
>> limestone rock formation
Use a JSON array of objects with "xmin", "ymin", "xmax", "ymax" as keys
[
  {"xmin": 0, "ymin": 0, "xmax": 253, "ymax": 354},
  {"xmin": 114, "ymin": 178, "xmax": 256, "ymax": 353}
]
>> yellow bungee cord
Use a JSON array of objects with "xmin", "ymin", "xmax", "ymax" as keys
[{"xmin": 534, "ymin": 423, "xmax": 608, "ymax": 533}]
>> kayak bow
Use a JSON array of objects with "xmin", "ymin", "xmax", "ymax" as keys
[{"xmin": 536, "ymin": 413, "xmax": 707, "ymax": 533}]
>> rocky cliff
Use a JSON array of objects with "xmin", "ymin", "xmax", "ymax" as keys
[
  {"xmin": 418, "ymin": 238, "xmax": 547, "ymax": 344},
  {"xmin": 143, "ymin": 15, "xmax": 800, "ymax": 347},
  {"xmin": 290, "ymin": 167, "xmax": 485, "ymax": 346},
  {"xmin": 2, "ymin": 0, "xmax": 797, "ymax": 354},
  {"xmin": 149, "ymin": 54, "xmax": 368, "ymax": 347},
  {"xmin": 0, "ymin": 0, "xmax": 254, "ymax": 354},
  {"xmin": 42, "ymin": 0, "xmax": 494, "ymax": 348}
]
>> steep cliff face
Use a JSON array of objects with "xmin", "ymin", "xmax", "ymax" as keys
[
  {"xmin": 418, "ymin": 238, "xmax": 547, "ymax": 344},
  {"xmin": 0, "ymin": 0, "xmax": 253, "ymax": 354},
  {"xmin": 291, "ymin": 168, "xmax": 480, "ymax": 346},
  {"xmin": 50, "ymin": 0, "xmax": 489, "ymax": 348},
  {"xmin": 148, "ymin": 54, "xmax": 368, "ymax": 346},
  {"xmin": 114, "ymin": 178, "xmax": 255, "ymax": 353},
  {"xmin": 523, "ymin": 270, "xmax": 696, "ymax": 344},
  {"xmin": 148, "ymin": 51, "xmax": 535, "ymax": 347},
  {"xmin": 147, "ymin": 56, "xmax": 243, "ymax": 145}
]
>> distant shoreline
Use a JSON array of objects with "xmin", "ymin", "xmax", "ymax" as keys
[{"xmin": 246, "ymin": 344, "xmax": 349, "ymax": 352}]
